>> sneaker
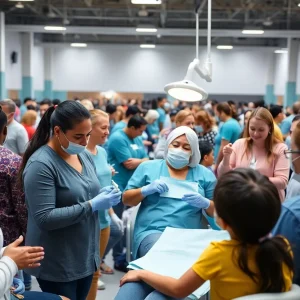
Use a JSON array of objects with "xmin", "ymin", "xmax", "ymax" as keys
[{"xmin": 97, "ymin": 279, "xmax": 106, "ymax": 290}]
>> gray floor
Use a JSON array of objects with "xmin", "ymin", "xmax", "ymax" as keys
[{"xmin": 31, "ymin": 251, "xmax": 123, "ymax": 300}]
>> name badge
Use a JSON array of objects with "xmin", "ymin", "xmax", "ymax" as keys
[{"xmin": 131, "ymin": 144, "xmax": 139, "ymax": 150}]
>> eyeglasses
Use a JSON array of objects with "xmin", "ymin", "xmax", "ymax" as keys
[{"xmin": 284, "ymin": 149, "xmax": 300, "ymax": 159}]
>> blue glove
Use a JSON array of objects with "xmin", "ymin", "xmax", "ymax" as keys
[
  {"xmin": 182, "ymin": 193, "xmax": 210, "ymax": 209},
  {"xmin": 141, "ymin": 180, "xmax": 169, "ymax": 197},
  {"xmin": 12, "ymin": 278, "xmax": 25, "ymax": 294},
  {"xmin": 91, "ymin": 186, "xmax": 122, "ymax": 212}
]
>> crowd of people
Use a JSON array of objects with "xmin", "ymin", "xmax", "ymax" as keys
[{"xmin": 0, "ymin": 95, "xmax": 300, "ymax": 300}]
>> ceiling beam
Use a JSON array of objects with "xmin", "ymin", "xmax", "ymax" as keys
[{"xmin": 6, "ymin": 25, "xmax": 300, "ymax": 39}]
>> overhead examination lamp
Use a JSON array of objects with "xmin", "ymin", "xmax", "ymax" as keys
[{"xmin": 164, "ymin": 0, "xmax": 212, "ymax": 102}]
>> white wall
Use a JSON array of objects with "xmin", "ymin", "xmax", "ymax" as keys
[
  {"xmin": 5, "ymin": 32, "xmax": 22, "ymax": 89},
  {"xmin": 32, "ymin": 46, "xmax": 44, "ymax": 90},
  {"xmin": 51, "ymin": 45, "xmax": 273, "ymax": 95},
  {"xmin": 4, "ymin": 32, "xmax": 295, "ymax": 96}
]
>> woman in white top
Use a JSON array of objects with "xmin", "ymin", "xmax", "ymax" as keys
[{"xmin": 0, "ymin": 229, "xmax": 68, "ymax": 300}]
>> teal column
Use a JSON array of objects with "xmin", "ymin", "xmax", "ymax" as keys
[
  {"xmin": 0, "ymin": 72, "xmax": 6, "ymax": 99},
  {"xmin": 264, "ymin": 84, "xmax": 276, "ymax": 105},
  {"xmin": 21, "ymin": 76, "xmax": 33, "ymax": 100},
  {"xmin": 285, "ymin": 81, "xmax": 297, "ymax": 108},
  {"xmin": 44, "ymin": 80, "xmax": 53, "ymax": 99}
]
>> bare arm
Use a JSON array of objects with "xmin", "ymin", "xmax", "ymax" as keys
[
  {"xmin": 123, "ymin": 188, "xmax": 144, "ymax": 207},
  {"xmin": 120, "ymin": 268, "xmax": 205, "ymax": 299},
  {"xmin": 123, "ymin": 158, "xmax": 148, "ymax": 170},
  {"xmin": 216, "ymin": 139, "xmax": 229, "ymax": 167}
]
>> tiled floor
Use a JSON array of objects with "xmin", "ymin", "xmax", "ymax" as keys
[{"xmin": 31, "ymin": 252, "xmax": 123, "ymax": 300}]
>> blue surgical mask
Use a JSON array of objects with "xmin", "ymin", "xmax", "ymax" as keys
[
  {"xmin": 58, "ymin": 131, "xmax": 86, "ymax": 155},
  {"xmin": 167, "ymin": 148, "xmax": 191, "ymax": 169},
  {"xmin": 194, "ymin": 125, "xmax": 203, "ymax": 134}
]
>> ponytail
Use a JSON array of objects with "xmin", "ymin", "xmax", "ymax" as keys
[
  {"xmin": 255, "ymin": 236, "xmax": 293, "ymax": 293},
  {"xmin": 18, "ymin": 106, "xmax": 55, "ymax": 187},
  {"xmin": 235, "ymin": 236, "xmax": 293, "ymax": 293}
]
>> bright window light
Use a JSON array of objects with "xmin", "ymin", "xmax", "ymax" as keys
[
  {"xmin": 140, "ymin": 44, "xmax": 156, "ymax": 48},
  {"xmin": 274, "ymin": 49, "xmax": 288, "ymax": 54},
  {"xmin": 136, "ymin": 28, "xmax": 157, "ymax": 33},
  {"xmin": 216, "ymin": 45, "xmax": 233, "ymax": 50},
  {"xmin": 44, "ymin": 26, "xmax": 66, "ymax": 31},
  {"xmin": 242, "ymin": 29, "xmax": 264, "ymax": 35},
  {"xmin": 71, "ymin": 43, "xmax": 87, "ymax": 47},
  {"xmin": 132, "ymin": 0, "xmax": 161, "ymax": 4}
]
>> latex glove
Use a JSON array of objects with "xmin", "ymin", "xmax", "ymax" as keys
[
  {"xmin": 111, "ymin": 213, "xmax": 124, "ymax": 233},
  {"xmin": 141, "ymin": 180, "xmax": 169, "ymax": 197},
  {"xmin": 12, "ymin": 278, "xmax": 25, "ymax": 294},
  {"xmin": 182, "ymin": 193, "xmax": 210, "ymax": 209},
  {"xmin": 91, "ymin": 186, "xmax": 122, "ymax": 212}
]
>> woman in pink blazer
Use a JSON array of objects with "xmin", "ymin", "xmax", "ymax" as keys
[{"xmin": 218, "ymin": 107, "xmax": 289, "ymax": 201}]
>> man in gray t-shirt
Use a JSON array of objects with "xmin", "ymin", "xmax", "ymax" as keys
[{"xmin": 0, "ymin": 99, "xmax": 28, "ymax": 155}]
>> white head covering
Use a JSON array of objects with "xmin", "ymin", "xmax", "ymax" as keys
[
  {"xmin": 145, "ymin": 109, "xmax": 159, "ymax": 122},
  {"xmin": 164, "ymin": 126, "xmax": 200, "ymax": 167}
]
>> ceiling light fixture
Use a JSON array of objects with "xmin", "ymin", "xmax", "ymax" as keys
[
  {"xmin": 131, "ymin": 0, "xmax": 162, "ymax": 4},
  {"xmin": 216, "ymin": 45, "xmax": 233, "ymax": 50},
  {"xmin": 274, "ymin": 48, "xmax": 288, "ymax": 54},
  {"xmin": 298, "ymin": 3, "xmax": 300, "ymax": 7},
  {"xmin": 140, "ymin": 44, "xmax": 156, "ymax": 48},
  {"xmin": 71, "ymin": 43, "xmax": 87, "ymax": 47},
  {"xmin": 164, "ymin": 0, "xmax": 212, "ymax": 102},
  {"xmin": 242, "ymin": 29, "xmax": 264, "ymax": 35},
  {"xmin": 9, "ymin": 0, "xmax": 34, "ymax": 2},
  {"xmin": 136, "ymin": 28, "xmax": 157, "ymax": 33},
  {"xmin": 44, "ymin": 26, "xmax": 66, "ymax": 31},
  {"xmin": 15, "ymin": 2, "xmax": 24, "ymax": 8}
]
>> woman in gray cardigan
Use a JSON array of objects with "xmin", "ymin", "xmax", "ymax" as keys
[{"xmin": 19, "ymin": 101, "xmax": 121, "ymax": 300}]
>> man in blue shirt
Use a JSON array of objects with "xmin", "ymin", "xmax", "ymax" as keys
[
  {"xmin": 273, "ymin": 197, "xmax": 300, "ymax": 285},
  {"xmin": 280, "ymin": 101, "xmax": 300, "ymax": 136},
  {"xmin": 107, "ymin": 115, "xmax": 148, "ymax": 271},
  {"xmin": 273, "ymin": 121, "xmax": 300, "ymax": 285},
  {"xmin": 155, "ymin": 97, "xmax": 167, "ymax": 132},
  {"xmin": 214, "ymin": 102, "xmax": 241, "ymax": 169},
  {"xmin": 110, "ymin": 105, "xmax": 141, "ymax": 135}
]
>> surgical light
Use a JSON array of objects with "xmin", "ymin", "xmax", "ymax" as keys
[{"xmin": 164, "ymin": 0, "xmax": 212, "ymax": 102}]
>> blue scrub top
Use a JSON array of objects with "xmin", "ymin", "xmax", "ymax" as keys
[
  {"xmin": 280, "ymin": 114, "xmax": 295, "ymax": 135},
  {"xmin": 214, "ymin": 118, "xmax": 241, "ymax": 159},
  {"xmin": 125, "ymin": 159, "xmax": 217, "ymax": 259},
  {"xmin": 155, "ymin": 107, "xmax": 166, "ymax": 130},
  {"xmin": 110, "ymin": 120, "xmax": 127, "ymax": 135},
  {"xmin": 89, "ymin": 146, "xmax": 111, "ymax": 229},
  {"xmin": 147, "ymin": 122, "xmax": 160, "ymax": 137},
  {"xmin": 273, "ymin": 196, "xmax": 300, "ymax": 285},
  {"xmin": 107, "ymin": 130, "xmax": 148, "ymax": 191}
]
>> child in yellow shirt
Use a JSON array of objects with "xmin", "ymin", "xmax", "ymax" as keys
[{"xmin": 118, "ymin": 168, "xmax": 294, "ymax": 300}]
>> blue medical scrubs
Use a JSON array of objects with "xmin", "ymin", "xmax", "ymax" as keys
[
  {"xmin": 155, "ymin": 107, "xmax": 166, "ymax": 131},
  {"xmin": 125, "ymin": 159, "xmax": 217, "ymax": 259},
  {"xmin": 273, "ymin": 196, "xmax": 300, "ymax": 285},
  {"xmin": 214, "ymin": 118, "xmax": 241, "ymax": 159},
  {"xmin": 89, "ymin": 146, "xmax": 111, "ymax": 229},
  {"xmin": 110, "ymin": 120, "xmax": 127, "ymax": 135},
  {"xmin": 107, "ymin": 130, "xmax": 148, "ymax": 191}
]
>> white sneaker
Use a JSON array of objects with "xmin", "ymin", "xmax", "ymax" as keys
[{"xmin": 97, "ymin": 279, "xmax": 106, "ymax": 290}]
